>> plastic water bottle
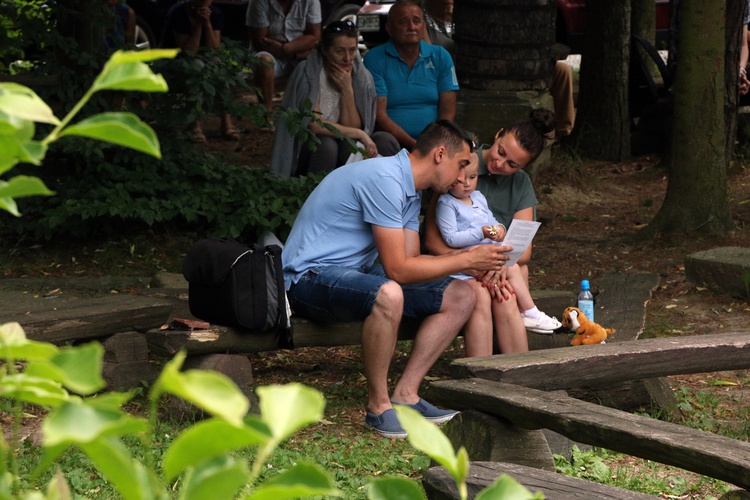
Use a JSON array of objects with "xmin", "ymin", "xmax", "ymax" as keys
[{"xmin": 578, "ymin": 280, "xmax": 595, "ymax": 322}]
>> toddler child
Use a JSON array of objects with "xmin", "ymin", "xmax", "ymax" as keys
[{"xmin": 435, "ymin": 153, "xmax": 561, "ymax": 336}]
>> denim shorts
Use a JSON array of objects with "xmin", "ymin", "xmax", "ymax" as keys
[{"xmin": 288, "ymin": 264, "xmax": 454, "ymax": 322}]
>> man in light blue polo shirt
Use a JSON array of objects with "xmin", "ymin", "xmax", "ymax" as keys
[
  {"xmin": 282, "ymin": 120, "xmax": 513, "ymax": 438},
  {"xmin": 363, "ymin": 0, "xmax": 458, "ymax": 152}
]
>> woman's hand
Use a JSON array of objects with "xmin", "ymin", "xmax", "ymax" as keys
[
  {"xmin": 360, "ymin": 133, "xmax": 378, "ymax": 158},
  {"xmin": 476, "ymin": 269, "xmax": 511, "ymax": 302},
  {"xmin": 327, "ymin": 61, "xmax": 353, "ymax": 92}
]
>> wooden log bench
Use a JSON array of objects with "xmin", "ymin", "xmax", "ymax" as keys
[
  {"xmin": 423, "ymin": 461, "xmax": 658, "ymax": 499},
  {"xmin": 425, "ymin": 331, "xmax": 750, "ymax": 496}
]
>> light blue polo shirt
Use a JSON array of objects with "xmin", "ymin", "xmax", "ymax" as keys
[
  {"xmin": 282, "ymin": 149, "xmax": 421, "ymax": 289},
  {"xmin": 363, "ymin": 40, "xmax": 458, "ymax": 139}
]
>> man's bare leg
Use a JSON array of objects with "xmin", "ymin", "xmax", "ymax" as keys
[
  {"xmin": 254, "ymin": 54, "xmax": 276, "ymax": 112},
  {"xmin": 391, "ymin": 280, "xmax": 475, "ymax": 405},
  {"xmin": 361, "ymin": 281, "xmax": 403, "ymax": 415}
]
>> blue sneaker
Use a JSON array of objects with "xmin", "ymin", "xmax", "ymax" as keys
[
  {"xmin": 392, "ymin": 398, "xmax": 459, "ymax": 424},
  {"xmin": 365, "ymin": 408, "xmax": 407, "ymax": 438}
]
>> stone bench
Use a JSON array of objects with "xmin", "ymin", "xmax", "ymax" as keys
[{"xmin": 685, "ymin": 246, "xmax": 750, "ymax": 297}]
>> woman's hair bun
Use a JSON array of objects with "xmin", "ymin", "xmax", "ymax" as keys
[{"xmin": 528, "ymin": 108, "xmax": 556, "ymax": 136}]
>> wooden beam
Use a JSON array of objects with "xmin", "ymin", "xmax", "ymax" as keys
[
  {"xmin": 427, "ymin": 378, "xmax": 750, "ymax": 490},
  {"xmin": 7, "ymin": 296, "xmax": 172, "ymax": 344},
  {"xmin": 423, "ymin": 461, "xmax": 658, "ymax": 499},
  {"xmin": 448, "ymin": 331, "xmax": 750, "ymax": 390},
  {"xmin": 145, "ymin": 317, "xmax": 425, "ymax": 356}
]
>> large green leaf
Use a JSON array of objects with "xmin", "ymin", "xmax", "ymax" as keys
[
  {"xmin": 394, "ymin": 406, "xmax": 462, "ymax": 476},
  {"xmin": 0, "ymin": 136, "xmax": 47, "ymax": 171},
  {"xmin": 257, "ymin": 384, "xmax": 325, "ymax": 443},
  {"xmin": 475, "ymin": 474, "xmax": 543, "ymax": 500},
  {"xmin": 0, "ymin": 196, "xmax": 19, "ymax": 217},
  {"xmin": 25, "ymin": 342, "xmax": 105, "ymax": 395},
  {"xmin": 81, "ymin": 437, "xmax": 162, "ymax": 500},
  {"xmin": 180, "ymin": 455, "xmax": 248, "ymax": 500},
  {"xmin": 0, "ymin": 374, "xmax": 68, "ymax": 407},
  {"xmin": 152, "ymin": 351, "xmax": 249, "ymax": 425},
  {"xmin": 0, "ymin": 322, "xmax": 58, "ymax": 359},
  {"xmin": 0, "ymin": 176, "xmax": 53, "ymax": 209},
  {"xmin": 45, "ymin": 470, "xmax": 73, "ymax": 500},
  {"xmin": 43, "ymin": 400, "xmax": 148, "ymax": 447},
  {"xmin": 93, "ymin": 49, "xmax": 177, "ymax": 93},
  {"xmin": 0, "ymin": 109, "xmax": 35, "ymax": 137},
  {"xmin": 163, "ymin": 418, "xmax": 271, "ymax": 481},
  {"xmin": 0, "ymin": 83, "xmax": 60, "ymax": 125},
  {"xmin": 244, "ymin": 461, "xmax": 340, "ymax": 500},
  {"xmin": 367, "ymin": 476, "xmax": 426, "ymax": 500},
  {"xmin": 59, "ymin": 113, "xmax": 161, "ymax": 158}
]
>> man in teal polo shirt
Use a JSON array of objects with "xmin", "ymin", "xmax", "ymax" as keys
[{"xmin": 363, "ymin": 0, "xmax": 458, "ymax": 153}]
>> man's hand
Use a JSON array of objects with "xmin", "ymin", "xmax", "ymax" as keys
[{"xmin": 465, "ymin": 243, "xmax": 512, "ymax": 272}]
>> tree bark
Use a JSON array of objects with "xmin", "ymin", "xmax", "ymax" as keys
[
  {"xmin": 647, "ymin": 1, "xmax": 734, "ymax": 234},
  {"xmin": 631, "ymin": 0, "xmax": 656, "ymax": 45},
  {"xmin": 573, "ymin": 0, "xmax": 631, "ymax": 161}
]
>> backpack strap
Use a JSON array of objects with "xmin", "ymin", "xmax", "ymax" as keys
[
  {"xmin": 267, "ymin": 244, "xmax": 294, "ymax": 349},
  {"xmin": 250, "ymin": 243, "xmax": 268, "ymax": 329}
]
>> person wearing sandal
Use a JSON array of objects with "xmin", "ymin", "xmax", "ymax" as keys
[
  {"xmin": 282, "ymin": 120, "xmax": 512, "ymax": 438},
  {"xmin": 162, "ymin": 0, "xmax": 240, "ymax": 142},
  {"xmin": 270, "ymin": 20, "xmax": 398, "ymax": 176}
]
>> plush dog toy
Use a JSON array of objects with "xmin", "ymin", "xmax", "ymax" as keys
[{"xmin": 562, "ymin": 306, "xmax": 616, "ymax": 345}]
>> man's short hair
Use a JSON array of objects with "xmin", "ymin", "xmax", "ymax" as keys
[
  {"xmin": 414, "ymin": 119, "xmax": 475, "ymax": 157},
  {"xmin": 387, "ymin": 0, "xmax": 424, "ymax": 24}
]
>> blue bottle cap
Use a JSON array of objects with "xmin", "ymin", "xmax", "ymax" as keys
[{"xmin": 581, "ymin": 279, "xmax": 590, "ymax": 290}]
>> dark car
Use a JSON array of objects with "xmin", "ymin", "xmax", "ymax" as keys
[
  {"xmin": 356, "ymin": 0, "xmax": 669, "ymax": 54},
  {"xmin": 128, "ymin": 0, "xmax": 365, "ymax": 48}
]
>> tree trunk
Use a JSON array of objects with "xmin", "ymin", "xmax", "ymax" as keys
[
  {"xmin": 725, "ymin": 0, "xmax": 744, "ymax": 165},
  {"xmin": 573, "ymin": 0, "xmax": 631, "ymax": 161},
  {"xmin": 647, "ymin": 1, "xmax": 734, "ymax": 234},
  {"xmin": 631, "ymin": 0, "xmax": 656, "ymax": 45}
]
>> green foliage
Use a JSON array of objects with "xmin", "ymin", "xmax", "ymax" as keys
[
  {"xmin": 554, "ymin": 445, "xmax": 733, "ymax": 498},
  {"xmin": 0, "ymin": 49, "xmax": 175, "ymax": 217},
  {"xmin": 7, "ymin": 145, "xmax": 323, "ymax": 241},
  {"xmin": 1, "ymin": 322, "xmax": 541, "ymax": 500},
  {"xmin": 0, "ymin": 0, "xmax": 51, "ymax": 74}
]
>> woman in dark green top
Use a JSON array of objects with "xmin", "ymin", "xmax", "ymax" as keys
[{"xmin": 424, "ymin": 108, "xmax": 555, "ymax": 355}]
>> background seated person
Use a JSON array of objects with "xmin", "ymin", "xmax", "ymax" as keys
[
  {"xmin": 103, "ymin": 0, "xmax": 136, "ymax": 51},
  {"xmin": 422, "ymin": 0, "xmax": 454, "ymax": 57},
  {"xmin": 363, "ymin": 0, "xmax": 458, "ymax": 153},
  {"xmin": 270, "ymin": 20, "xmax": 398, "ymax": 176},
  {"xmin": 246, "ymin": 0, "xmax": 322, "ymax": 116},
  {"xmin": 161, "ymin": 0, "xmax": 239, "ymax": 142}
]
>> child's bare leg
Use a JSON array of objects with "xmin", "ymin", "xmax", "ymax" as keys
[
  {"xmin": 506, "ymin": 264, "xmax": 534, "ymax": 312},
  {"xmin": 462, "ymin": 279, "xmax": 494, "ymax": 357}
]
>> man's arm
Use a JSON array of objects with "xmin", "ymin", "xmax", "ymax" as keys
[
  {"xmin": 250, "ymin": 26, "xmax": 284, "ymax": 58},
  {"xmin": 374, "ymin": 96, "xmax": 417, "ymax": 150},
  {"xmin": 437, "ymin": 90, "xmax": 456, "ymax": 121},
  {"xmin": 284, "ymin": 22, "xmax": 321, "ymax": 59},
  {"xmin": 373, "ymin": 225, "xmax": 509, "ymax": 284}
]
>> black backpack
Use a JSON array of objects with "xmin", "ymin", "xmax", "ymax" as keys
[{"xmin": 182, "ymin": 238, "xmax": 294, "ymax": 349}]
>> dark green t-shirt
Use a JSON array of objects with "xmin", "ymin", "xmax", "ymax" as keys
[{"xmin": 475, "ymin": 144, "xmax": 538, "ymax": 228}]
